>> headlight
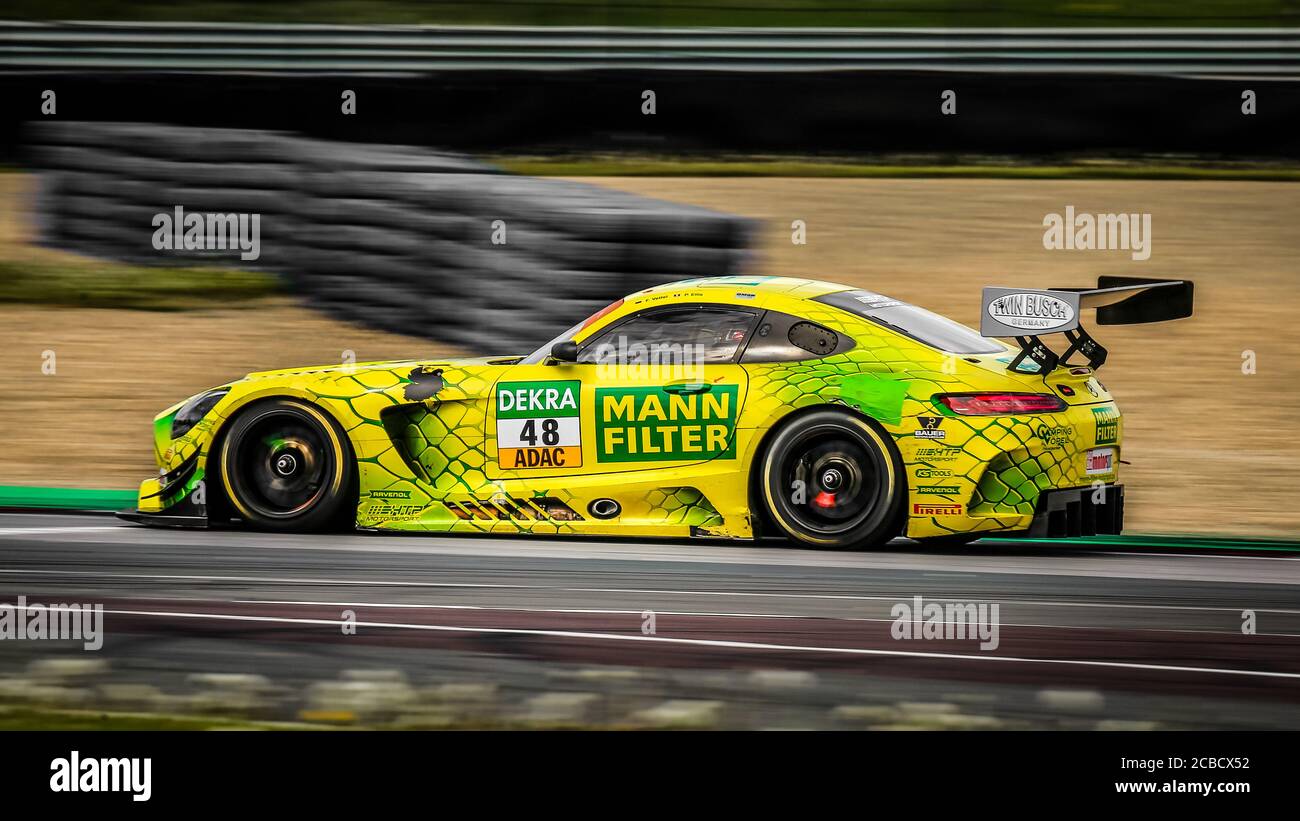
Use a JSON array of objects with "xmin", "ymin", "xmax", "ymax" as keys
[{"xmin": 171, "ymin": 389, "xmax": 229, "ymax": 439}]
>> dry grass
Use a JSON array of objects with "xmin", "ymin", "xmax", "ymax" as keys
[{"xmin": 3, "ymin": 173, "xmax": 1298, "ymax": 536}]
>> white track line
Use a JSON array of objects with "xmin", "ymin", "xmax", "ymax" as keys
[
  {"xmin": 2, "ymin": 567, "xmax": 1298, "ymax": 615},
  {"xmin": 228, "ymin": 598, "xmax": 1289, "ymax": 636},
  {"xmin": 97, "ymin": 606, "xmax": 1300, "ymax": 682},
  {"xmin": 0, "ymin": 526, "xmax": 123, "ymax": 536}
]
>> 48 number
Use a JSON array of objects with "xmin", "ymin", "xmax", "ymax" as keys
[{"xmin": 519, "ymin": 418, "xmax": 560, "ymax": 447}]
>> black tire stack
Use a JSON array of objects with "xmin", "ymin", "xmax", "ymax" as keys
[
  {"xmin": 27, "ymin": 121, "xmax": 757, "ymax": 353},
  {"xmin": 29, "ymin": 122, "xmax": 306, "ymax": 271}
]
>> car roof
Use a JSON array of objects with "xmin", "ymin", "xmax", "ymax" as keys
[{"xmin": 630, "ymin": 276, "xmax": 856, "ymax": 306}]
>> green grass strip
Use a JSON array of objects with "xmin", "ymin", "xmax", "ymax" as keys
[
  {"xmin": 491, "ymin": 157, "xmax": 1300, "ymax": 181},
  {"xmin": 0, "ymin": 260, "xmax": 281, "ymax": 311},
  {"xmin": 0, "ymin": 486, "xmax": 136, "ymax": 511},
  {"xmin": 1022, "ymin": 533, "xmax": 1300, "ymax": 553}
]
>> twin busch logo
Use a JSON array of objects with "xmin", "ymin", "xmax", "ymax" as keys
[{"xmin": 987, "ymin": 292, "xmax": 1076, "ymax": 332}]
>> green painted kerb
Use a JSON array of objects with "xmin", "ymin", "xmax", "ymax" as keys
[
  {"xmin": 0, "ymin": 486, "xmax": 136, "ymax": 511},
  {"xmin": 1026, "ymin": 533, "xmax": 1300, "ymax": 554}
]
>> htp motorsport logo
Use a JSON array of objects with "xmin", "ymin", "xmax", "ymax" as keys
[{"xmin": 152, "ymin": 206, "xmax": 261, "ymax": 261}]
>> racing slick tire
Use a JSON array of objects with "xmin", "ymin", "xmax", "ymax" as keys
[
  {"xmin": 217, "ymin": 399, "xmax": 355, "ymax": 532},
  {"xmin": 759, "ymin": 410, "xmax": 904, "ymax": 550}
]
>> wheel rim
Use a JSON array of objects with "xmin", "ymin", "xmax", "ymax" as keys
[
  {"xmin": 230, "ymin": 411, "xmax": 333, "ymax": 519},
  {"xmin": 772, "ymin": 422, "xmax": 889, "ymax": 537}
]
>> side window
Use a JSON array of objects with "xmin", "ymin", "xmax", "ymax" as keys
[
  {"xmin": 579, "ymin": 306, "xmax": 758, "ymax": 365},
  {"xmin": 741, "ymin": 311, "xmax": 855, "ymax": 362}
]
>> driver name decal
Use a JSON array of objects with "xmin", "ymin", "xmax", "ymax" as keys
[
  {"xmin": 496, "ymin": 380, "xmax": 582, "ymax": 469},
  {"xmin": 596, "ymin": 385, "xmax": 738, "ymax": 462}
]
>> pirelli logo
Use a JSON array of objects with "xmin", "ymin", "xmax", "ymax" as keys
[{"xmin": 913, "ymin": 502, "xmax": 963, "ymax": 516}]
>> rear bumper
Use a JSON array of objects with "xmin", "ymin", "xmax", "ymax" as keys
[{"xmin": 1025, "ymin": 484, "xmax": 1124, "ymax": 538}]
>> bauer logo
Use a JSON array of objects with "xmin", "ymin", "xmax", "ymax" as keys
[{"xmin": 914, "ymin": 417, "xmax": 946, "ymax": 439}]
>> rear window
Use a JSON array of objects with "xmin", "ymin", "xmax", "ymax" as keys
[{"xmin": 815, "ymin": 290, "xmax": 1004, "ymax": 355}]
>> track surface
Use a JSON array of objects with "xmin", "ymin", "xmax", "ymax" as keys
[{"xmin": 2, "ymin": 512, "xmax": 1298, "ymax": 728}]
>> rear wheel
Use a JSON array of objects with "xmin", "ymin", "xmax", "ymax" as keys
[
  {"xmin": 218, "ymin": 399, "xmax": 354, "ymax": 532},
  {"xmin": 759, "ymin": 410, "xmax": 903, "ymax": 549}
]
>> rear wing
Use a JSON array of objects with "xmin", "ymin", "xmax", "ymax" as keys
[{"xmin": 980, "ymin": 276, "xmax": 1194, "ymax": 373}]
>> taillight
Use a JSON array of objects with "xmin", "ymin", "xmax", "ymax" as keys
[{"xmin": 937, "ymin": 393, "xmax": 1067, "ymax": 415}]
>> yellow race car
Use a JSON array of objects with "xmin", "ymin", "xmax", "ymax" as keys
[{"xmin": 123, "ymin": 275, "xmax": 1192, "ymax": 549}]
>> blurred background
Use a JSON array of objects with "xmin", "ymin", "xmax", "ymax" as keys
[
  {"xmin": 3, "ymin": 3, "xmax": 1298, "ymax": 536},
  {"xmin": 0, "ymin": 1, "xmax": 1296, "ymax": 731}
]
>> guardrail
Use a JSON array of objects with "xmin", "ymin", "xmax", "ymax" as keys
[{"xmin": 3, "ymin": 22, "xmax": 1299, "ymax": 77}]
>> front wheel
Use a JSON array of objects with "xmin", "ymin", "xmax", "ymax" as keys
[
  {"xmin": 759, "ymin": 410, "xmax": 904, "ymax": 549},
  {"xmin": 218, "ymin": 399, "xmax": 354, "ymax": 532}
]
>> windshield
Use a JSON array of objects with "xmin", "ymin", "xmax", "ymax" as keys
[
  {"xmin": 815, "ymin": 290, "xmax": 1005, "ymax": 355},
  {"xmin": 520, "ymin": 299, "xmax": 624, "ymax": 364}
]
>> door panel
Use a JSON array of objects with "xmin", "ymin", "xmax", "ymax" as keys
[
  {"xmin": 485, "ymin": 303, "xmax": 760, "ymax": 481},
  {"xmin": 485, "ymin": 363, "xmax": 749, "ymax": 480}
]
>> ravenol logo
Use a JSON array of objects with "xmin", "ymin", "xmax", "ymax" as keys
[
  {"xmin": 1092, "ymin": 405, "xmax": 1119, "ymax": 445},
  {"xmin": 596, "ymin": 385, "xmax": 737, "ymax": 462},
  {"xmin": 916, "ymin": 485, "xmax": 960, "ymax": 495}
]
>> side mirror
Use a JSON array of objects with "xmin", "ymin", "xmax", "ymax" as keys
[{"xmin": 550, "ymin": 340, "xmax": 579, "ymax": 362}]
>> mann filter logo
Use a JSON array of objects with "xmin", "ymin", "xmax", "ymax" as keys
[
  {"xmin": 914, "ymin": 502, "xmax": 963, "ymax": 516},
  {"xmin": 916, "ymin": 485, "xmax": 960, "ymax": 495},
  {"xmin": 1092, "ymin": 405, "xmax": 1119, "ymax": 445},
  {"xmin": 914, "ymin": 417, "xmax": 945, "ymax": 439},
  {"xmin": 986, "ymin": 292, "xmax": 1076, "ymax": 332},
  {"xmin": 497, "ymin": 380, "xmax": 581, "ymax": 469},
  {"xmin": 1036, "ymin": 424, "xmax": 1074, "ymax": 447},
  {"xmin": 596, "ymin": 385, "xmax": 737, "ymax": 462}
]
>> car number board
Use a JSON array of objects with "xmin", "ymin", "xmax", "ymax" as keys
[{"xmin": 496, "ymin": 380, "xmax": 582, "ymax": 469}]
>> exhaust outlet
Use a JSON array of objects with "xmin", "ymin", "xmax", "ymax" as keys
[{"xmin": 588, "ymin": 498, "xmax": 621, "ymax": 519}]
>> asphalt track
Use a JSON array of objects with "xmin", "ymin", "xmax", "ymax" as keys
[{"xmin": 1, "ymin": 512, "xmax": 1298, "ymax": 728}]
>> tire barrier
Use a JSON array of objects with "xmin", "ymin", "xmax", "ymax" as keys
[{"xmin": 27, "ymin": 121, "xmax": 757, "ymax": 353}]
